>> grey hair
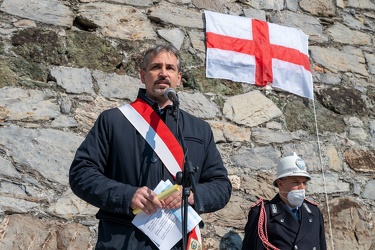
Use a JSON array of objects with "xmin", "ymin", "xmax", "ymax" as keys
[{"xmin": 141, "ymin": 44, "xmax": 182, "ymax": 72}]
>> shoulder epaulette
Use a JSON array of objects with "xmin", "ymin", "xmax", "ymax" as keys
[
  {"xmin": 250, "ymin": 198, "xmax": 264, "ymax": 208},
  {"xmin": 304, "ymin": 198, "xmax": 319, "ymax": 206}
]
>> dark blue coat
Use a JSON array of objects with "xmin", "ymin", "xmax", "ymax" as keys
[
  {"xmin": 242, "ymin": 194, "xmax": 326, "ymax": 250},
  {"xmin": 69, "ymin": 89, "xmax": 232, "ymax": 249}
]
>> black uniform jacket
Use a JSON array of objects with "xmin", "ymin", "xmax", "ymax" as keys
[
  {"xmin": 242, "ymin": 194, "xmax": 326, "ymax": 250},
  {"xmin": 69, "ymin": 89, "xmax": 232, "ymax": 248}
]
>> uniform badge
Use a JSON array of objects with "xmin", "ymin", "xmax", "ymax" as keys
[
  {"xmin": 271, "ymin": 204, "xmax": 277, "ymax": 214},
  {"xmin": 303, "ymin": 203, "xmax": 312, "ymax": 214}
]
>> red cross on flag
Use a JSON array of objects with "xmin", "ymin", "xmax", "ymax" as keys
[{"xmin": 205, "ymin": 10, "xmax": 313, "ymax": 99}]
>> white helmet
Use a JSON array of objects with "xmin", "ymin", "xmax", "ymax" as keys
[{"xmin": 273, "ymin": 152, "xmax": 311, "ymax": 187}]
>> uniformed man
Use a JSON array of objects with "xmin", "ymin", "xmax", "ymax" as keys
[{"xmin": 242, "ymin": 152, "xmax": 327, "ymax": 250}]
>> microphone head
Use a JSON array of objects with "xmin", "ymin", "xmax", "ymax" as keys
[
  {"xmin": 163, "ymin": 88, "xmax": 175, "ymax": 99},
  {"xmin": 163, "ymin": 88, "xmax": 179, "ymax": 105}
]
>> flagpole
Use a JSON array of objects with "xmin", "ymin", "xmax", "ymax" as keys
[{"xmin": 312, "ymin": 98, "xmax": 335, "ymax": 250}]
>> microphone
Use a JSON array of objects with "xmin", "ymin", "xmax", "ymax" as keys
[{"xmin": 164, "ymin": 88, "xmax": 179, "ymax": 106}]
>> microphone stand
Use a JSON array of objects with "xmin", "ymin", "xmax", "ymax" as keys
[{"xmin": 172, "ymin": 101, "xmax": 203, "ymax": 250}]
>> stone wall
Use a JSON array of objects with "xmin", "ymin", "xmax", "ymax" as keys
[{"xmin": 0, "ymin": 0, "xmax": 374, "ymax": 249}]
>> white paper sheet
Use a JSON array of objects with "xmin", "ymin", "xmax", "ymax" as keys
[{"xmin": 132, "ymin": 180, "xmax": 202, "ymax": 250}]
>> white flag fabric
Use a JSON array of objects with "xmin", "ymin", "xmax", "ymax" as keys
[{"xmin": 205, "ymin": 10, "xmax": 313, "ymax": 99}]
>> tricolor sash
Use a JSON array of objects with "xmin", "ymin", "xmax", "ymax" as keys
[
  {"xmin": 118, "ymin": 98, "xmax": 184, "ymax": 177},
  {"xmin": 118, "ymin": 98, "xmax": 202, "ymax": 250}
]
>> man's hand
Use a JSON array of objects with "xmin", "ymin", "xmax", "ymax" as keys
[
  {"xmin": 130, "ymin": 186, "xmax": 162, "ymax": 215},
  {"xmin": 162, "ymin": 186, "xmax": 194, "ymax": 210}
]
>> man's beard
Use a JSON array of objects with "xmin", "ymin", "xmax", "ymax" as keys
[
  {"xmin": 153, "ymin": 77, "xmax": 171, "ymax": 96},
  {"xmin": 153, "ymin": 88, "xmax": 166, "ymax": 96}
]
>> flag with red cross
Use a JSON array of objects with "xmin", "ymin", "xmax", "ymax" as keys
[{"xmin": 205, "ymin": 10, "xmax": 313, "ymax": 99}]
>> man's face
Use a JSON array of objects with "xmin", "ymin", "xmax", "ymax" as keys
[
  {"xmin": 140, "ymin": 51, "xmax": 182, "ymax": 107},
  {"xmin": 277, "ymin": 176, "xmax": 307, "ymax": 193}
]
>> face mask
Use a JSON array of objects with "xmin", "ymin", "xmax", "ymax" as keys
[{"xmin": 286, "ymin": 189, "xmax": 305, "ymax": 207}]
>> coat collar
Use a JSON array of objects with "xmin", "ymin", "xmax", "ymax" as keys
[
  {"xmin": 137, "ymin": 88, "xmax": 159, "ymax": 110},
  {"xmin": 137, "ymin": 88, "xmax": 174, "ymax": 118}
]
